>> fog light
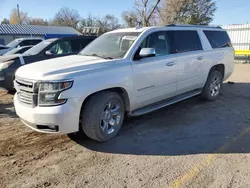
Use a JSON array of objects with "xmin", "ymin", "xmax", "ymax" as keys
[
  {"xmin": 37, "ymin": 125, "xmax": 59, "ymax": 132},
  {"xmin": 0, "ymin": 77, "xmax": 4, "ymax": 81}
]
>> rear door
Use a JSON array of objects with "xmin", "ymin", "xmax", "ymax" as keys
[
  {"xmin": 166, "ymin": 30, "xmax": 205, "ymax": 95},
  {"xmin": 133, "ymin": 31, "xmax": 178, "ymax": 107}
]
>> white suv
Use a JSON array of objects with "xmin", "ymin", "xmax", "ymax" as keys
[{"xmin": 14, "ymin": 25, "xmax": 234, "ymax": 142}]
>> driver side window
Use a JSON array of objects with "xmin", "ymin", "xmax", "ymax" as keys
[
  {"xmin": 48, "ymin": 40, "xmax": 72, "ymax": 55},
  {"xmin": 141, "ymin": 31, "xmax": 170, "ymax": 56}
]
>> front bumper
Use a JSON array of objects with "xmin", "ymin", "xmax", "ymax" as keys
[{"xmin": 14, "ymin": 93, "xmax": 81, "ymax": 134}]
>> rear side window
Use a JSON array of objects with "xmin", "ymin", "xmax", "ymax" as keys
[
  {"xmin": 203, "ymin": 31, "xmax": 232, "ymax": 49},
  {"xmin": 167, "ymin": 31, "xmax": 203, "ymax": 53}
]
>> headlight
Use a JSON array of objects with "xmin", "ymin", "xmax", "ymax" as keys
[
  {"xmin": 38, "ymin": 80, "xmax": 73, "ymax": 106},
  {"xmin": 0, "ymin": 60, "xmax": 14, "ymax": 70}
]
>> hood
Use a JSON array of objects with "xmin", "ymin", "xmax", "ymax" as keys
[
  {"xmin": 0, "ymin": 54, "xmax": 19, "ymax": 62},
  {"xmin": 16, "ymin": 55, "xmax": 115, "ymax": 80}
]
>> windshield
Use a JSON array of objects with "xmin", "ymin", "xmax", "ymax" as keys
[
  {"xmin": 23, "ymin": 40, "xmax": 54, "ymax": 56},
  {"xmin": 6, "ymin": 39, "xmax": 22, "ymax": 48},
  {"xmin": 80, "ymin": 32, "xmax": 141, "ymax": 59}
]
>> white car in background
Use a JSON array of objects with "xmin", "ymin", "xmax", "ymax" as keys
[
  {"xmin": 0, "ymin": 38, "xmax": 43, "ymax": 55},
  {"xmin": 14, "ymin": 25, "xmax": 234, "ymax": 142}
]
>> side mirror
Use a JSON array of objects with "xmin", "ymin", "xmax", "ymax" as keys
[
  {"xmin": 45, "ymin": 50, "xmax": 53, "ymax": 56},
  {"xmin": 139, "ymin": 48, "xmax": 156, "ymax": 58}
]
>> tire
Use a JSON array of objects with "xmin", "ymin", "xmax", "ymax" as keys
[
  {"xmin": 201, "ymin": 70, "xmax": 223, "ymax": 101},
  {"xmin": 81, "ymin": 91, "xmax": 125, "ymax": 142}
]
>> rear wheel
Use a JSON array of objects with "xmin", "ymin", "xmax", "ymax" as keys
[
  {"xmin": 81, "ymin": 91, "xmax": 125, "ymax": 142},
  {"xmin": 201, "ymin": 70, "xmax": 223, "ymax": 101}
]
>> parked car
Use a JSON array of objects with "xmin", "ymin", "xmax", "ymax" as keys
[
  {"xmin": 14, "ymin": 25, "xmax": 234, "ymax": 142},
  {"xmin": 2, "ymin": 46, "xmax": 33, "ymax": 56},
  {"xmin": 0, "ymin": 44, "xmax": 10, "ymax": 56},
  {"xmin": 0, "ymin": 35, "xmax": 96, "ymax": 90},
  {"xmin": 0, "ymin": 38, "xmax": 43, "ymax": 55}
]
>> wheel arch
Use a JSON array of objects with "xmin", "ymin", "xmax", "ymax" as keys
[
  {"xmin": 78, "ymin": 87, "xmax": 131, "ymax": 128},
  {"xmin": 209, "ymin": 64, "xmax": 225, "ymax": 79}
]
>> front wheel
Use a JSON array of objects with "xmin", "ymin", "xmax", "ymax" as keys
[
  {"xmin": 81, "ymin": 91, "xmax": 125, "ymax": 142},
  {"xmin": 201, "ymin": 70, "xmax": 223, "ymax": 101}
]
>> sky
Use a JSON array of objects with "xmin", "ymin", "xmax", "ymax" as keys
[{"xmin": 0, "ymin": 0, "xmax": 250, "ymax": 26}]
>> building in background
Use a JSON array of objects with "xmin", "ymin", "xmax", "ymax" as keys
[
  {"xmin": 0, "ymin": 24, "xmax": 81, "ymax": 45},
  {"xmin": 82, "ymin": 27, "xmax": 100, "ymax": 36},
  {"xmin": 223, "ymin": 24, "xmax": 250, "ymax": 50}
]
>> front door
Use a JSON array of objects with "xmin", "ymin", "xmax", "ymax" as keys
[{"xmin": 132, "ymin": 31, "xmax": 178, "ymax": 109}]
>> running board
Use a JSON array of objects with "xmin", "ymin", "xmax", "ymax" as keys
[{"xmin": 129, "ymin": 89, "xmax": 202, "ymax": 117}]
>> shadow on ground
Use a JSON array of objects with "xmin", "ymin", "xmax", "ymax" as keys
[
  {"xmin": 0, "ymin": 91, "xmax": 17, "ymax": 118},
  {"xmin": 0, "ymin": 103, "xmax": 17, "ymax": 118},
  {"xmin": 70, "ymin": 83, "xmax": 250, "ymax": 156}
]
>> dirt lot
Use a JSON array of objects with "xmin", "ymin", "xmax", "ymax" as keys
[{"xmin": 1, "ymin": 64, "xmax": 250, "ymax": 188}]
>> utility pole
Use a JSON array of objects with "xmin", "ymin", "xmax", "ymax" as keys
[{"xmin": 17, "ymin": 4, "xmax": 21, "ymax": 24}]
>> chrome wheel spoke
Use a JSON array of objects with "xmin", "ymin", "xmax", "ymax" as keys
[
  {"xmin": 111, "ymin": 105, "xmax": 120, "ymax": 116},
  {"xmin": 108, "ymin": 102, "xmax": 112, "ymax": 110},
  {"xmin": 101, "ymin": 120, "xmax": 109, "ymax": 133}
]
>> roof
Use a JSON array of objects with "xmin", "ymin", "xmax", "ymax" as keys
[
  {"xmin": 0, "ymin": 24, "xmax": 81, "ymax": 35},
  {"xmin": 109, "ymin": 27, "xmax": 150, "ymax": 33},
  {"xmin": 110, "ymin": 25, "xmax": 224, "ymax": 34},
  {"xmin": 166, "ymin": 24, "xmax": 222, "ymax": 29}
]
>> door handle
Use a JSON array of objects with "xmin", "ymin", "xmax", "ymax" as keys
[
  {"xmin": 166, "ymin": 62, "xmax": 175, "ymax": 66},
  {"xmin": 197, "ymin": 56, "xmax": 204, "ymax": 60}
]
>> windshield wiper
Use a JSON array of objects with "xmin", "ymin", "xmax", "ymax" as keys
[{"xmin": 82, "ymin": 53, "xmax": 113, "ymax": 59}]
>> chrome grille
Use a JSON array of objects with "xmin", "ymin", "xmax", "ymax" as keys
[
  {"xmin": 19, "ymin": 90, "xmax": 33, "ymax": 105},
  {"xmin": 15, "ymin": 77, "xmax": 38, "ymax": 107}
]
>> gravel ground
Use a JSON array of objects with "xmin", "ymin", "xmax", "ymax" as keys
[{"xmin": 1, "ymin": 64, "xmax": 250, "ymax": 188}]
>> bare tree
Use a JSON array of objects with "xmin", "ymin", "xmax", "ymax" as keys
[
  {"xmin": 96, "ymin": 14, "xmax": 121, "ymax": 33},
  {"xmin": 28, "ymin": 18, "xmax": 48, "ymax": 26},
  {"xmin": 161, "ymin": 0, "xmax": 216, "ymax": 25},
  {"xmin": 51, "ymin": 7, "xmax": 80, "ymax": 29},
  {"xmin": 1, "ymin": 18, "xmax": 10, "ymax": 24},
  {"xmin": 79, "ymin": 14, "xmax": 97, "ymax": 28},
  {"xmin": 121, "ymin": 11, "xmax": 140, "ymax": 27},
  {"xmin": 122, "ymin": 0, "xmax": 161, "ymax": 27},
  {"xmin": 9, "ymin": 8, "xmax": 29, "ymax": 24}
]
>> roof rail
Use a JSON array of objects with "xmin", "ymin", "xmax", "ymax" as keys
[{"xmin": 166, "ymin": 24, "xmax": 222, "ymax": 29}]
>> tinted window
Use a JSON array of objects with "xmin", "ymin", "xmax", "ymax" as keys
[
  {"xmin": 71, "ymin": 39, "xmax": 94, "ymax": 53},
  {"xmin": 204, "ymin": 30, "xmax": 232, "ymax": 49},
  {"xmin": 24, "ymin": 39, "xmax": 55, "ymax": 56},
  {"xmin": 48, "ymin": 40, "xmax": 72, "ymax": 55},
  {"xmin": 19, "ymin": 39, "xmax": 42, "ymax": 47},
  {"xmin": 17, "ymin": 46, "xmax": 32, "ymax": 54},
  {"xmin": 140, "ymin": 31, "xmax": 170, "ymax": 56},
  {"xmin": 30, "ymin": 40, "xmax": 42, "ymax": 45},
  {"xmin": 167, "ymin": 31, "xmax": 202, "ymax": 53}
]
